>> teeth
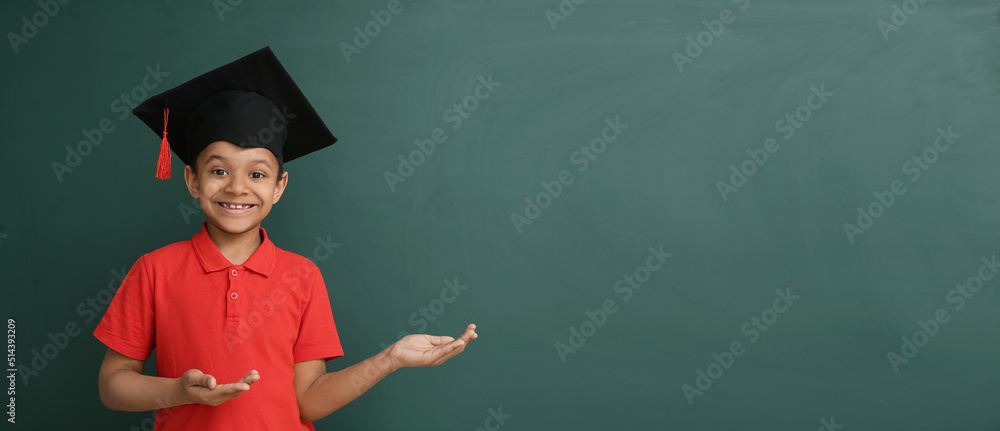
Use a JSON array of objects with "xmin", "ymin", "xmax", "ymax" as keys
[{"xmin": 221, "ymin": 203, "xmax": 252, "ymax": 210}]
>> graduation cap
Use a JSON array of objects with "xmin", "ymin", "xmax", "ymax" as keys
[{"xmin": 132, "ymin": 46, "xmax": 337, "ymax": 179}]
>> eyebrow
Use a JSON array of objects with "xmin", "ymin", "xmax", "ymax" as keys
[{"xmin": 205, "ymin": 155, "xmax": 273, "ymax": 167}]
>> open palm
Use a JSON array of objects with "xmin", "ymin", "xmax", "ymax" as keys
[{"xmin": 388, "ymin": 324, "xmax": 478, "ymax": 369}]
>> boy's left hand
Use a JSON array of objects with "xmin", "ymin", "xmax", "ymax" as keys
[{"xmin": 387, "ymin": 324, "xmax": 478, "ymax": 370}]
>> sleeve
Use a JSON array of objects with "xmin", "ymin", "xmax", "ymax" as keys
[
  {"xmin": 93, "ymin": 255, "xmax": 156, "ymax": 361},
  {"xmin": 292, "ymin": 262, "xmax": 344, "ymax": 363}
]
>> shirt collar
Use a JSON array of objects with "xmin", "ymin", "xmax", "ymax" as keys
[{"xmin": 191, "ymin": 223, "xmax": 275, "ymax": 276}]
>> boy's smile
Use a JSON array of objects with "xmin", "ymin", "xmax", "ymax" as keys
[
  {"xmin": 217, "ymin": 202, "xmax": 257, "ymax": 214},
  {"xmin": 184, "ymin": 141, "xmax": 288, "ymax": 240}
]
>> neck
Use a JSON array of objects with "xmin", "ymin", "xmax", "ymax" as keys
[{"xmin": 204, "ymin": 223, "xmax": 263, "ymax": 266}]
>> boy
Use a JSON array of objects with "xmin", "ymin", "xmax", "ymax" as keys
[{"xmin": 94, "ymin": 47, "xmax": 477, "ymax": 430}]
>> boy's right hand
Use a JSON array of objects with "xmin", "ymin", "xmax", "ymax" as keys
[{"xmin": 175, "ymin": 369, "xmax": 260, "ymax": 407}]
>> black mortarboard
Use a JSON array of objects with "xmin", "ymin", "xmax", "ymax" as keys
[{"xmin": 132, "ymin": 47, "xmax": 337, "ymax": 179}]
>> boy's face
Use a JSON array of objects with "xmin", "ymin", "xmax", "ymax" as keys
[{"xmin": 183, "ymin": 141, "xmax": 288, "ymax": 237}]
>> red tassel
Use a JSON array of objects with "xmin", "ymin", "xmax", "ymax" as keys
[{"xmin": 155, "ymin": 109, "xmax": 171, "ymax": 179}]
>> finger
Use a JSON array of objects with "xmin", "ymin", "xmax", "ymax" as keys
[
  {"xmin": 215, "ymin": 381, "xmax": 251, "ymax": 396},
  {"xmin": 439, "ymin": 333, "xmax": 477, "ymax": 361},
  {"xmin": 421, "ymin": 335, "xmax": 456, "ymax": 346},
  {"xmin": 432, "ymin": 343, "xmax": 467, "ymax": 365},
  {"xmin": 433, "ymin": 338, "xmax": 467, "ymax": 359},
  {"xmin": 460, "ymin": 323, "xmax": 476, "ymax": 336},
  {"xmin": 216, "ymin": 371, "xmax": 259, "ymax": 394},
  {"xmin": 455, "ymin": 333, "xmax": 475, "ymax": 346},
  {"xmin": 191, "ymin": 371, "xmax": 217, "ymax": 390},
  {"xmin": 182, "ymin": 368, "xmax": 203, "ymax": 384},
  {"xmin": 453, "ymin": 338, "xmax": 470, "ymax": 353},
  {"xmin": 240, "ymin": 370, "xmax": 261, "ymax": 386},
  {"xmin": 458, "ymin": 324, "xmax": 478, "ymax": 343}
]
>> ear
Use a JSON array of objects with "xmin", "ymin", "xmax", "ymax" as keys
[
  {"xmin": 272, "ymin": 171, "xmax": 289, "ymax": 204},
  {"xmin": 183, "ymin": 165, "xmax": 200, "ymax": 199}
]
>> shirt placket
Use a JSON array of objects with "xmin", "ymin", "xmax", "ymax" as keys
[{"xmin": 227, "ymin": 265, "xmax": 244, "ymax": 322}]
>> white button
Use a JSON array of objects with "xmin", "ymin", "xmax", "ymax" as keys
[
  {"xmin": 230, "ymin": 292, "xmax": 238, "ymax": 300},
  {"xmin": 231, "ymin": 269, "xmax": 238, "ymax": 277}
]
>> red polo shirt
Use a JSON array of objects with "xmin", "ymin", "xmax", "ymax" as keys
[{"xmin": 94, "ymin": 224, "xmax": 343, "ymax": 430}]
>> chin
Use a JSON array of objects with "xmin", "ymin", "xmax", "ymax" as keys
[{"xmin": 208, "ymin": 219, "xmax": 263, "ymax": 235}]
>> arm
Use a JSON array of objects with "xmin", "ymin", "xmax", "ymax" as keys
[
  {"xmin": 98, "ymin": 347, "xmax": 261, "ymax": 411},
  {"xmin": 294, "ymin": 324, "xmax": 478, "ymax": 422}
]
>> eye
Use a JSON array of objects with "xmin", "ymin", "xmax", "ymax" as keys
[
  {"xmin": 250, "ymin": 172, "xmax": 265, "ymax": 179},
  {"xmin": 211, "ymin": 169, "xmax": 228, "ymax": 176}
]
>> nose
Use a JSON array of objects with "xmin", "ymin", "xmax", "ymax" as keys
[{"xmin": 225, "ymin": 173, "xmax": 249, "ymax": 195}]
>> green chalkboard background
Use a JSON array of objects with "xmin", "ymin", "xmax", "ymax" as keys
[{"xmin": 2, "ymin": 0, "xmax": 1000, "ymax": 429}]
